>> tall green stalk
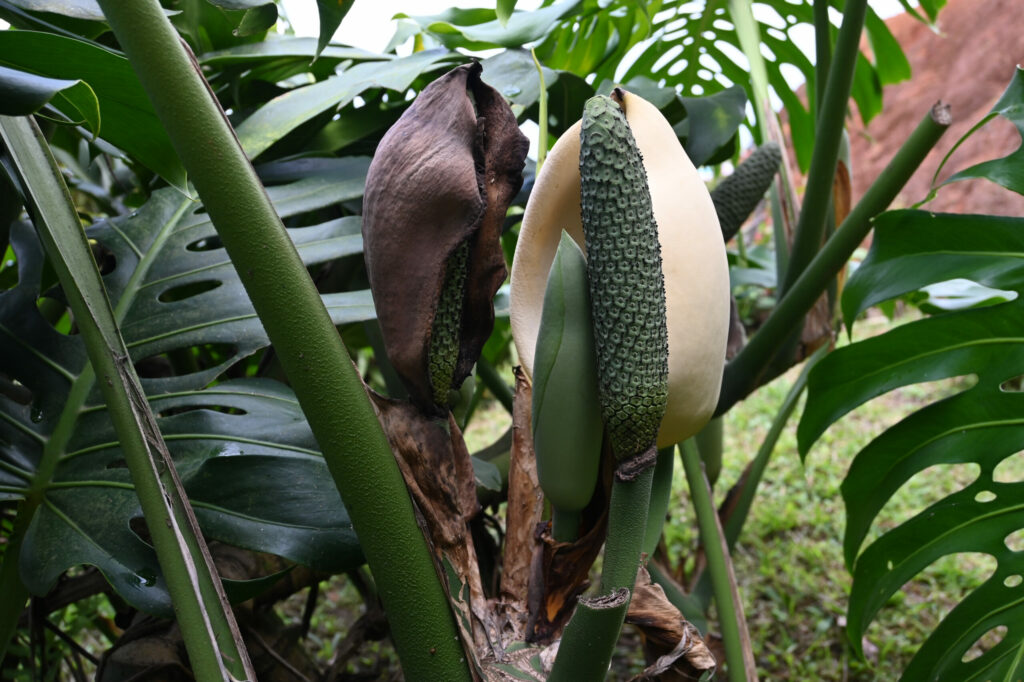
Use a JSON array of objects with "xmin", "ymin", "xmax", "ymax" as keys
[
  {"xmin": 0, "ymin": 115, "xmax": 254, "ymax": 679},
  {"xmin": 780, "ymin": 0, "xmax": 867, "ymax": 296},
  {"xmin": 680, "ymin": 440, "xmax": 753, "ymax": 682},
  {"xmin": 693, "ymin": 346, "xmax": 824, "ymax": 610},
  {"xmin": 549, "ymin": 462, "xmax": 655, "ymax": 678},
  {"xmin": 91, "ymin": 2, "xmax": 470, "ymax": 679},
  {"xmin": 813, "ymin": 0, "xmax": 831, "ymax": 117},
  {"xmin": 548, "ymin": 589, "xmax": 630, "ymax": 682},
  {"xmin": 717, "ymin": 104, "xmax": 952, "ymax": 414}
]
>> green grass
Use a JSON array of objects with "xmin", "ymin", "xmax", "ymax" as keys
[{"xmin": 657, "ymin": 314, "xmax": 1007, "ymax": 681}]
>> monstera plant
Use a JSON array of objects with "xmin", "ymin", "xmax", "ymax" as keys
[{"xmin": 7, "ymin": 0, "xmax": 1019, "ymax": 680}]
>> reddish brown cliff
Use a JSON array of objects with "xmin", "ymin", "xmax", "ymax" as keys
[{"xmin": 848, "ymin": 0, "xmax": 1024, "ymax": 216}]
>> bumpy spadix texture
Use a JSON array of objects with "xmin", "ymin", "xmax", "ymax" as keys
[
  {"xmin": 511, "ymin": 90, "xmax": 730, "ymax": 448},
  {"xmin": 711, "ymin": 141, "xmax": 782, "ymax": 242},
  {"xmin": 428, "ymin": 241, "xmax": 469, "ymax": 404},
  {"xmin": 579, "ymin": 95, "xmax": 668, "ymax": 461}
]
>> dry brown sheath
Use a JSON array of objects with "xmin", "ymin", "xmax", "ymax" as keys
[{"xmin": 362, "ymin": 62, "xmax": 529, "ymax": 415}]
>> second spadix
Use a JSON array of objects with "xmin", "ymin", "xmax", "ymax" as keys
[{"xmin": 511, "ymin": 90, "xmax": 730, "ymax": 456}]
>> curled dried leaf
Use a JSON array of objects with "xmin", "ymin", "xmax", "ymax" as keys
[{"xmin": 363, "ymin": 62, "xmax": 529, "ymax": 415}]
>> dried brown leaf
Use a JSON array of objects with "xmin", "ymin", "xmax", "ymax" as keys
[
  {"xmin": 626, "ymin": 567, "xmax": 717, "ymax": 681},
  {"xmin": 363, "ymin": 62, "xmax": 529, "ymax": 415},
  {"xmin": 500, "ymin": 367, "xmax": 544, "ymax": 609}
]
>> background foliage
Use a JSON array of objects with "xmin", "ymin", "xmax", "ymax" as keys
[{"xmin": 5, "ymin": 0, "xmax": 1024, "ymax": 679}]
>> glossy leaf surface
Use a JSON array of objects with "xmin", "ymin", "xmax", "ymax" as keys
[
  {"xmin": 799, "ymin": 210, "xmax": 1024, "ymax": 677},
  {"xmin": 0, "ymin": 162, "xmax": 373, "ymax": 616},
  {"xmin": 0, "ymin": 30, "xmax": 186, "ymax": 189}
]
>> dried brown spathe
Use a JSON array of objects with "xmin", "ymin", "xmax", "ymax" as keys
[{"xmin": 362, "ymin": 62, "xmax": 529, "ymax": 416}]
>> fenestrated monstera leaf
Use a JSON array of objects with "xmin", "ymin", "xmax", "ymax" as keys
[
  {"xmin": 797, "ymin": 208, "xmax": 1024, "ymax": 680},
  {"xmin": 531, "ymin": 0, "xmax": 911, "ymax": 172},
  {"xmin": 0, "ymin": 159, "xmax": 375, "ymax": 617}
]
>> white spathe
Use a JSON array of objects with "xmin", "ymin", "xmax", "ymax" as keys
[{"xmin": 510, "ymin": 90, "xmax": 731, "ymax": 448}]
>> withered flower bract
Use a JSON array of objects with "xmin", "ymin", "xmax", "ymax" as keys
[{"xmin": 362, "ymin": 62, "xmax": 528, "ymax": 416}]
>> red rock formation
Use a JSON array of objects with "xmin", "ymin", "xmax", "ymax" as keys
[{"xmin": 848, "ymin": 0, "xmax": 1024, "ymax": 216}]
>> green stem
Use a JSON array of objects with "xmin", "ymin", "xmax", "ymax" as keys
[
  {"xmin": 476, "ymin": 356, "xmax": 514, "ymax": 414},
  {"xmin": 530, "ymin": 48, "xmax": 548, "ymax": 174},
  {"xmin": 1, "ymin": 114, "xmax": 253, "ymax": 679},
  {"xmin": 693, "ymin": 346, "xmax": 823, "ymax": 609},
  {"xmin": 548, "ymin": 461, "xmax": 655, "ymax": 679},
  {"xmin": 600, "ymin": 464, "xmax": 654, "ymax": 594},
  {"xmin": 813, "ymin": 0, "xmax": 831, "ymax": 118},
  {"xmin": 723, "ymin": 347, "xmax": 822, "ymax": 548},
  {"xmin": 680, "ymin": 440, "xmax": 751, "ymax": 682},
  {"xmin": 641, "ymin": 446, "xmax": 675, "ymax": 558},
  {"xmin": 770, "ymin": 183, "xmax": 789, "ymax": 278},
  {"xmin": 716, "ymin": 104, "xmax": 952, "ymax": 414},
  {"xmin": 780, "ymin": 0, "xmax": 867, "ymax": 296},
  {"xmin": 548, "ymin": 589, "xmax": 630, "ymax": 682},
  {"xmin": 91, "ymin": 3, "xmax": 470, "ymax": 679}
]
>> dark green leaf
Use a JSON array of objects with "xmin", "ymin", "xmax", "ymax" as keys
[
  {"xmin": 841, "ymin": 210, "xmax": 1024, "ymax": 327},
  {"xmin": 480, "ymin": 48, "xmax": 556, "ymax": 110},
  {"xmin": 948, "ymin": 67, "xmax": 1024, "ymax": 196},
  {"xmin": 236, "ymin": 49, "xmax": 454, "ymax": 159},
  {"xmin": 864, "ymin": 8, "xmax": 911, "ymax": 85},
  {"xmin": 0, "ymin": 30, "xmax": 186, "ymax": 190},
  {"xmin": 315, "ymin": 0, "xmax": 355, "ymax": 58},
  {"xmin": 471, "ymin": 456, "xmax": 503, "ymax": 492},
  {"xmin": 0, "ymin": 158, "xmax": 374, "ymax": 614},
  {"xmin": 5, "ymin": 0, "xmax": 103, "ymax": 21},
  {"xmin": 799, "ymin": 93, "xmax": 1024, "ymax": 674},
  {"xmin": 232, "ymin": 4, "xmax": 278, "ymax": 37},
  {"xmin": 201, "ymin": 36, "xmax": 383, "ymax": 67},
  {"xmin": 678, "ymin": 85, "xmax": 747, "ymax": 167},
  {"xmin": 0, "ymin": 65, "xmax": 99, "ymax": 136}
]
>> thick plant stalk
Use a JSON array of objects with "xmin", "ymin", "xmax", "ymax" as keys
[
  {"xmin": 680, "ymin": 440, "xmax": 755, "ymax": 682},
  {"xmin": 91, "ymin": 2, "xmax": 471, "ymax": 679},
  {"xmin": 717, "ymin": 104, "xmax": 952, "ymax": 414},
  {"xmin": 548, "ymin": 589, "xmax": 630, "ymax": 682},
  {"xmin": 550, "ymin": 467, "xmax": 654, "ymax": 677},
  {"xmin": 0, "ymin": 114, "xmax": 254, "ymax": 679},
  {"xmin": 779, "ymin": 0, "xmax": 868, "ymax": 296},
  {"xmin": 642, "ymin": 446, "xmax": 676, "ymax": 558},
  {"xmin": 600, "ymin": 467, "xmax": 656, "ymax": 595}
]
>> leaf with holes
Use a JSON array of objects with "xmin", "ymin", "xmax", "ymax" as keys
[
  {"xmin": 531, "ymin": 0, "xmax": 912, "ymax": 171},
  {"xmin": 0, "ymin": 160, "xmax": 374, "ymax": 616},
  {"xmin": 798, "ymin": 204, "xmax": 1024, "ymax": 679}
]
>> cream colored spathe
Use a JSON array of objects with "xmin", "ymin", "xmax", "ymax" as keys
[{"xmin": 510, "ymin": 90, "xmax": 730, "ymax": 448}]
